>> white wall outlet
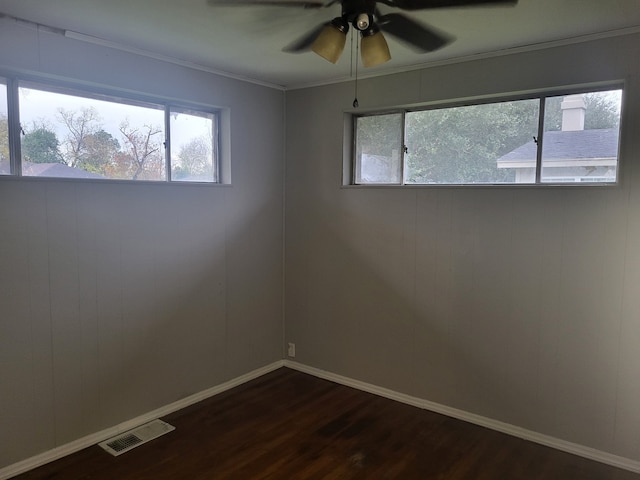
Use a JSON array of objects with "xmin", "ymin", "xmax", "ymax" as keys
[{"xmin": 287, "ymin": 342, "xmax": 295, "ymax": 358}]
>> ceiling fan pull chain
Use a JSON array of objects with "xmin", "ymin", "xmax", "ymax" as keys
[
  {"xmin": 350, "ymin": 29, "xmax": 354, "ymax": 78},
  {"xmin": 353, "ymin": 33, "xmax": 359, "ymax": 108}
]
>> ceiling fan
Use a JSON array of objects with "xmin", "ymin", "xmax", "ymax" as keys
[{"xmin": 208, "ymin": 0, "xmax": 518, "ymax": 67}]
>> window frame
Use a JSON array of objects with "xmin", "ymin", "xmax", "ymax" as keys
[
  {"xmin": 0, "ymin": 73, "xmax": 225, "ymax": 185},
  {"xmin": 349, "ymin": 83, "xmax": 625, "ymax": 187}
]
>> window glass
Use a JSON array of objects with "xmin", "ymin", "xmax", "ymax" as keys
[
  {"xmin": 170, "ymin": 107, "xmax": 217, "ymax": 183},
  {"xmin": 19, "ymin": 84, "xmax": 165, "ymax": 180},
  {"xmin": 540, "ymin": 90, "xmax": 622, "ymax": 183},
  {"xmin": 355, "ymin": 113, "xmax": 403, "ymax": 184},
  {"xmin": 0, "ymin": 79, "xmax": 8, "ymax": 175},
  {"xmin": 406, "ymin": 99, "xmax": 539, "ymax": 184},
  {"xmin": 353, "ymin": 87, "xmax": 623, "ymax": 186}
]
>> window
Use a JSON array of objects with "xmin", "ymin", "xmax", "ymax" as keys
[
  {"xmin": 355, "ymin": 113, "xmax": 403, "ymax": 184},
  {"xmin": 1, "ymin": 77, "xmax": 222, "ymax": 183},
  {"xmin": 353, "ymin": 87, "xmax": 623, "ymax": 186},
  {"xmin": 169, "ymin": 107, "xmax": 218, "ymax": 183},
  {"xmin": 540, "ymin": 91, "xmax": 621, "ymax": 183}
]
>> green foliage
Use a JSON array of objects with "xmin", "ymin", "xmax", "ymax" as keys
[
  {"xmin": 0, "ymin": 114, "xmax": 8, "ymax": 164},
  {"xmin": 405, "ymin": 100, "xmax": 538, "ymax": 184},
  {"xmin": 22, "ymin": 126, "xmax": 63, "ymax": 164},
  {"xmin": 584, "ymin": 93, "xmax": 621, "ymax": 129},
  {"xmin": 76, "ymin": 129, "xmax": 120, "ymax": 174}
]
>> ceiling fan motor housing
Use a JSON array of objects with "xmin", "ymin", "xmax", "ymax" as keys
[{"xmin": 342, "ymin": 0, "xmax": 378, "ymax": 31}]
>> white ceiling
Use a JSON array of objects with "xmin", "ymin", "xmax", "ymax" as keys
[{"xmin": 0, "ymin": 0, "xmax": 639, "ymax": 89}]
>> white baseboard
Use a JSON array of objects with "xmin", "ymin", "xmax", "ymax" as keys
[
  {"xmin": 0, "ymin": 360, "xmax": 285, "ymax": 480},
  {"xmin": 284, "ymin": 360, "xmax": 640, "ymax": 474}
]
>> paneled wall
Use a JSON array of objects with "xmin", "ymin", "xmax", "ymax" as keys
[
  {"xmin": 0, "ymin": 19, "xmax": 284, "ymax": 468},
  {"xmin": 285, "ymin": 33, "xmax": 640, "ymax": 461}
]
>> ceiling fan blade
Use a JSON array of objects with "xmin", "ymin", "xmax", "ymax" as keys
[
  {"xmin": 378, "ymin": 0, "xmax": 517, "ymax": 10},
  {"xmin": 283, "ymin": 22, "xmax": 330, "ymax": 52},
  {"xmin": 207, "ymin": 0, "xmax": 326, "ymax": 8},
  {"xmin": 378, "ymin": 13, "xmax": 453, "ymax": 52}
]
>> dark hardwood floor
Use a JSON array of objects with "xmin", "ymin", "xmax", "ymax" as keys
[{"xmin": 14, "ymin": 367, "xmax": 640, "ymax": 479}]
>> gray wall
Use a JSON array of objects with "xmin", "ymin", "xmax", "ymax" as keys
[
  {"xmin": 0, "ymin": 20, "xmax": 284, "ymax": 467},
  {"xmin": 285, "ymin": 33, "xmax": 640, "ymax": 460}
]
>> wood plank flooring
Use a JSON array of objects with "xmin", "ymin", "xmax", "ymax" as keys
[{"xmin": 14, "ymin": 367, "xmax": 640, "ymax": 479}]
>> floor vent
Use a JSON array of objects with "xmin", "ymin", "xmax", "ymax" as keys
[{"xmin": 98, "ymin": 419, "xmax": 175, "ymax": 456}]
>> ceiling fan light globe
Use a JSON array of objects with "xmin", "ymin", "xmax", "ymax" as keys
[
  {"xmin": 361, "ymin": 31, "xmax": 391, "ymax": 67},
  {"xmin": 311, "ymin": 25, "xmax": 347, "ymax": 64}
]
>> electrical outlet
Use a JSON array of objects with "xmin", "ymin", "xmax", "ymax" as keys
[{"xmin": 287, "ymin": 342, "xmax": 295, "ymax": 358}]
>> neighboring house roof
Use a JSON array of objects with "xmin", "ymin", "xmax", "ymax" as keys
[
  {"xmin": 497, "ymin": 128, "xmax": 619, "ymax": 166},
  {"xmin": 22, "ymin": 162, "xmax": 105, "ymax": 179}
]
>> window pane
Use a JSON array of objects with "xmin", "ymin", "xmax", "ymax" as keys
[
  {"xmin": 406, "ymin": 99, "xmax": 539, "ymax": 184},
  {"xmin": 19, "ymin": 84, "xmax": 165, "ymax": 181},
  {"xmin": 541, "ymin": 90, "xmax": 622, "ymax": 183},
  {"xmin": 355, "ymin": 113, "xmax": 403, "ymax": 184},
  {"xmin": 0, "ymin": 79, "xmax": 8, "ymax": 175},
  {"xmin": 170, "ymin": 108, "xmax": 216, "ymax": 183}
]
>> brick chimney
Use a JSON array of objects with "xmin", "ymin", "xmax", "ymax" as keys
[{"xmin": 561, "ymin": 94, "xmax": 586, "ymax": 131}]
